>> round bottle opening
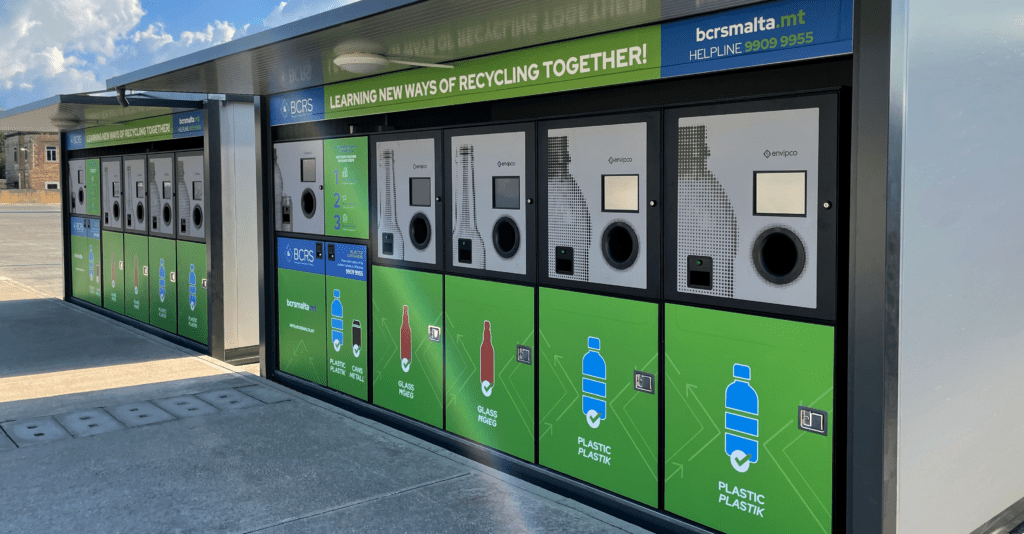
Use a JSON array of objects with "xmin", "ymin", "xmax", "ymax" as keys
[
  {"xmin": 752, "ymin": 227, "xmax": 806, "ymax": 285},
  {"xmin": 300, "ymin": 189, "xmax": 316, "ymax": 219},
  {"xmin": 162, "ymin": 204, "xmax": 172, "ymax": 225},
  {"xmin": 136, "ymin": 203, "xmax": 145, "ymax": 222},
  {"xmin": 492, "ymin": 217, "xmax": 520, "ymax": 259},
  {"xmin": 112, "ymin": 201, "xmax": 120, "ymax": 221},
  {"xmin": 192, "ymin": 205, "xmax": 204, "ymax": 229},
  {"xmin": 409, "ymin": 213, "xmax": 431, "ymax": 250},
  {"xmin": 78, "ymin": 189, "xmax": 85, "ymax": 204},
  {"xmin": 601, "ymin": 222, "xmax": 639, "ymax": 270}
]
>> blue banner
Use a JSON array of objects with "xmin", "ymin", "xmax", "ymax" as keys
[
  {"xmin": 270, "ymin": 87, "xmax": 325, "ymax": 126},
  {"xmin": 70, "ymin": 216, "xmax": 87, "ymax": 238},
  {"xmin": 660, "ymin": 0, "xmax": 852, "ymax": 79},
  {"xmin": 66, "ymin": 130, "xmax": 86, "ymax": 151},
  {"xmin": 172, "ymin": 110, "xmax": 204, "ymax": 139},
  {"xmin": 326, "ymin": 243, "xmax": 367, "ymax": 281},
  {"xmin": 277, "ymin": 237, "xmax": 325, "ymax": 275}
]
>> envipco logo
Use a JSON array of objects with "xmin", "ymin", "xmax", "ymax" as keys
[
  {"xmin": 608, "ymin": 157, "xmax": 633, "ymax": 164},
  {"xmin": 764, "ymin": 150, "xmax": 798, "ymax": 158}
]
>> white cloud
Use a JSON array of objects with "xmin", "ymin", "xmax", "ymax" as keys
[{"xmin": 262, "ymin": 0, "xmax": 360, "ymax": 28}]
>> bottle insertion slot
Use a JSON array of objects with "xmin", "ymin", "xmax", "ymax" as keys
[
  {"xmin": 687, "ymin": 255, "xmax": 713, "ymax": 290},
  {"xmin": 555, "ymin": 246, "xmax": 574, "ymax": 275}
]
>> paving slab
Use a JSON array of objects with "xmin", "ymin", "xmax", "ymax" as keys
[
  {"xmin": 0, "ymin": 429, "xmax": 16, "ymax": 451},
  {"xmin": 256, "ymin": 472, "xmax": 640, "ymax": 534},
  {"xmin": 0, "ymin": 416, "xmax": 72, "ymax": 447},
  {"xmin": 105, "ymin": 401, "xmax": 176, "ymax": 428},
  {"xmin": 152, "ymin": 395, "xmax": 219, "ymax": 418},
  {"xmin": 237, "ymin": 384, "xmax": 293, "ymax": 404},
  {"xmin": 196, "ymin": 388, "xmax": 263, "ymax": 411},
  {"xmin": 54, "ymin": 409, "xmax": 126, "ymax": 437}
]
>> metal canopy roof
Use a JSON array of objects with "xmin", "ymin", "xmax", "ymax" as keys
[
  {"xmin": 0, "ymin": 94, "xmax": 204, "ymax": 133},
  {"xmin": 106, "ymin": 0, "xmax": 765, "ymax": 97}
]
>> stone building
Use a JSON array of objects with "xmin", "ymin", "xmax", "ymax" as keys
[{"xmin": 3, "ymin": 133, "xmax": 60, "ymax": 190}]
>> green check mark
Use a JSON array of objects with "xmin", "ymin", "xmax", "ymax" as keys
[
  {"xmin": 588, "ymin": 411, "xmax": 602, "ymax": 424},
  {"xmin": 482, "ymin": 383, "xmax": 493, "ymax": 396},
  {"xmin": 738, "ymin": 453, "xmax": 751, "ymax": 464}
]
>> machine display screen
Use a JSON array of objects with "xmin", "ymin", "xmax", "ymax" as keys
[
  {"xmin": 409, "ymin": 177, "xmax": 431, "ymax": 207},
  {"xmin": 136, "ymin": 182, "xmax": 145, "ymax": 198},
  {"xmin": 78, "ymin": 170, "xmax": 83, "ymax": 184},
  {"xmin": 602, "ymin": 174, "xmax": 640, "ymax": 212},
  {"xmin": 754, "ymin": 171, "xmax": 806, "ymax": 216},
  {"xmin": 300, "ymin": 158, "xmax": 317, "ymax": 182},
  {"xmin": 492, "ymin": 176, "xmax": 520, "ymax": 210},
  {"xmin": 112, "ymin": 182, "xmax": 119, "ymax": 196},
  {"xmin": 193, "ymin": 182, "xmax": 203, "ymax": 201},
  {"xmin": 163, "ymin": 182, "xmax": 173, "ymax": 199}
]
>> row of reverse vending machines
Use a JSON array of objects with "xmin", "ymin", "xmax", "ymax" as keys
[
  {"xmin": 67, "ymin": 152, "xmax": 209, "ymax": 344},
  {"xmin": 271, "ymin": 93, "xmax": 839, "ymax": 534}
]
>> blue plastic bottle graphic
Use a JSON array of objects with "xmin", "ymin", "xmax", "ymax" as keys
[
  {"xmin": 331, "ymin": 289, "xmax": 344, "ymax": 352},
  {"xmin": 725, "ymin": 364, "xmax": 759, "ymax": 471},
  {"xmin": 158, "ymin": 259, "xmax": 166, "ymax": 303},
  {"xmin": 582, "ymin": 337, "xmax": 607, "ymax": 429},
  {"xmin": 188, "ymin": 264, "xmax": 197, "ymax": 311},
  {"xmin": 88, "ymin": 245, "xmax": 95, "ymax": 281}
]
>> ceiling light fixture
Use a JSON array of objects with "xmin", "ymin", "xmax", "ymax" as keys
[{"xmin": 332, "ymin": 52, "xmax": 453, "ymax": 75}]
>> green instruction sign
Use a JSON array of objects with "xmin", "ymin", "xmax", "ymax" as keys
[
  {"xmin": 538, "ymin": 288, "xmax": 659, "ymax": 507},
  {"xmin": 86, "ymin": 159, "xmax": 101, "ymax": 217},
  {"xmin": 664, "ymin": 305, "xmax": 834, "ymax": 534},
  {"xmin": 102, "ymin": 231, "xmax": 125, "ymax": 314},
  {"xmin": 324, "ymin": 137, "xmax": 370, "ymax": 239},
  {"xmin": 325, "ymin": 243, "xmax": 369, "ymax": 400},
  {"xmin": 445, "ymin": 276, "xmax": 535, "ymax": 462},
  {"xmin": 277, "ymin": 237, "xmax": 328, "ymax": 386},
  {"xmin": 148, "ymin": 237, "xmax": 177, "ymax": 333},
  {"xmin": 322, "ymin": 26, "xmax": 660, "ymax": 121},
  {"xmin": 123, "ymin": 233, "xmax": 150, "ymax": 324},
  {"xmin": 177, "ymin": 241, "xmax": 208, "ymax": 344},
  {"xmin": 371, "ymin": 266, "xmax": 444, "ymax": 429}
]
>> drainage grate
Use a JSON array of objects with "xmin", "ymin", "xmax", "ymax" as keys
[
  {"xmin": 0, "ymin": 417, "xmax": 72, "ymax": 447},
  {"xmin": 152, "ymin": 396, "xmax": 219, "ymax": 418},
  {"xmin": 105, "ymin": 402, "xmax": 176, "ymax": 428},
  {"xmin": 55, "ymin": 409, "xmax": 125, "ymax": 438}
]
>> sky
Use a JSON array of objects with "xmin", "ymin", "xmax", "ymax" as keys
[{"xmin": 0, "ymin": 0, "xmax": 360, "ymax": 111}]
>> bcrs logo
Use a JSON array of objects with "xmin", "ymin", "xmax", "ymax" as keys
[
  {"xmin": 285, "ymin": 98, "xmax": 315, "ymax": 116},
  {"xmin": 289, "ymin": 246, "xmax": 316, "ymax": 263}
]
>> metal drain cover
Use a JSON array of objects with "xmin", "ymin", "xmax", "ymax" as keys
[{"xmin": 0, "ymin": 417, "xmax": 72, "ymax": 447}]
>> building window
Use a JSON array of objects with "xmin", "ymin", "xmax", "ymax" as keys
[
  {"xmin": 46, "ymin": 146, "xmax": 57, "ymax": 162},
  {"xmin": 45, "ymin": 182, "xmax": 59, "ymax": 190}
]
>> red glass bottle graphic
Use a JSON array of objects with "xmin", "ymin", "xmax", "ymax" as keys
[
  {"xmin": 400, "ymin": 305, "xmax": 412, "ymax": 372},
  {"xmin": 480, "ymin": 321, "xmax": 494, "ymax": 397}
]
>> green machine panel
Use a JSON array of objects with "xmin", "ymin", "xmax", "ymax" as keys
[
  {"xmin": 70, "ymin": 217, "xmax": 102, "ymax": 306},
  {"xmin": 664, "ymin": 305, "xmax": 834, "ymax": 534},
  {"xmin": 177, "ymin": 241, "xmax": 208, "ymax": 344},
  {"xmin": 86, "ymin": 159, "xmax": 101, "ymax": 217},
  {"xmin": 445, "ymin": 276, "xmax": 535, "ymax": 462},
  {"xmin": 324, "ymin": 137, "xmax": 370, "ymax": 239},
  {"xmin": 325, "ymin": 242, "xmax": 369, "ymax": 400},
  {"xmin": 101, "ymin": 231, "xmax": 125, "ymax": 314},
  {"xmin": 371, "ymin": 266, "xmax": 443, "ymax": 428},
  {"xmin": 123, "ymin": 233, "xmax": 150, "ymax": 323},
  {"xmin": 538, "ymin": 288, "xmax": 659, "ymax": 507},
  {"xmin": 148, "ymin": 237, "xmax": 177, "ymax": 332},
  {"xmin": 277, "ymin": 237, "xmax": 327, "ymax": 385}
]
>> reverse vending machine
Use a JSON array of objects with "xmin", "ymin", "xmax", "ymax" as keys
[
  {"xmin": 662, "ymin": 94, "xmax": 839, "ymax": 534},
  {"xmin": 148, "ymin": 153, "xmax": 177, "ymax": 332},
  {"xmin": 273, "ymin": 140, "xmax": 324, "ymax": 235},
  {"xmin": 370, "ymin": 131, "xmax": 444, "ymax": 428},
  {"xmin": 175, "ymin": 151, "xmax": 208, "ymax": 343},
  {"xmin": 100, "ymin": 157, "xmax": 125, "ymax": 314},
  {"xmin": 122, "ymin": 156, "xmax": 150, "ymax": 324},
  {"xmin": 442, "ymin": 124, "xmax": 537, "ymax": 461},
  {"xmin": 537, "ymin": 113, "xmax": 662, "ymax": 506}
]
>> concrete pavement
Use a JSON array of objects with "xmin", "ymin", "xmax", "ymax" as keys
[{"xmin": 0, "ymin": 205, "xmax": 651, "ymax": 534}]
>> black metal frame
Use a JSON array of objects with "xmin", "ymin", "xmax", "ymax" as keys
[
  {"xmin": 663, "ymin": 92, "xmax": 840, "ymax": 323},
  {"xmin": 537, "ymin": 111, "xmax": 662, "ymax": 301},
  {"xmin": 442, "ymin": 122, "xmax": 538, "ymax": 285}
]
